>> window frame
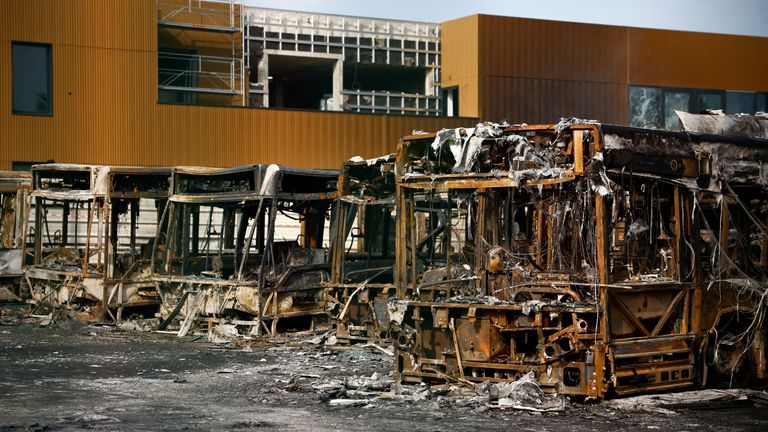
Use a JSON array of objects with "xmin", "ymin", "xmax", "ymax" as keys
[
  {"xmin": 11, "ymin": 41, "xmax": 53, "ymax": 116},
  {"xmin": 628, "ymin": 85, "xmax": 728, "ymax": 130},
  {"xmin": 440, "ymin": 86, "xmax": 459, "ymax": 117}
]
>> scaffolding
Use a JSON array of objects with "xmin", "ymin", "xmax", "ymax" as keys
[
  {"xmin": 157, "ymin": 0, "xmax": 246, "ymax": 106},
  {"xmin": 245, "ymin": 7, "xmax": 441, "ymax": 113},
  {"xmin": 158, "ymin": 0, "xmax": 241, "ymax": 32},
  {"xmin": 158, "ymin": 52, "xmax": 244, "ymax": 95}
]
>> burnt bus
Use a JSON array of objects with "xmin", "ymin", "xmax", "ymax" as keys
[
  {"xmin": 327, "ymin": 155, "xmax": 397, "ymax": 343},
  {"xmin": 0, "ymin": 171, "xmax": 31, "ymax": 299},
  {"xmin": 25, "ymin": 164, "xmax": 171, "ymax": 321},
  {"xmin": 153, "ymin": 164, "xmax": 338, "ymax": 336},
  {"xmin": 390, "ymin": 118, "xmax": 768, "ymax": 398}
]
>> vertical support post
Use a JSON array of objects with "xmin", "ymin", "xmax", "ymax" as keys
[
  {"xmin": 409, "ymin": 194, "xmax": 417, "ymax": 295},
  {"xmin": 34, "ymin": 197, "xmax": 42, "ymax": 264},
  {"xmin": 535, "ymin": 209, "xmax": 544, "ymax": 266},
  {"xmin": 673, "ymin": 187, "xmax": 683, "ymax": 280},
  {"xmin": 330, "ymin": 203, "xmax": 345, "ymax": 284},
  {"xmin": 104, "ymin": 198, "xmax": 112, "ymax": 287},
  {"xmin": 150, "ymin": 200, "xmax": 170, "ymax": 275},
  {"xmin": 595, "ymin": 194, "xmax": 610, "ymax": 343},
  {"xmin": 445, "ymin": 192, "xmax": 452, "ymax": 299},
  {"xmin": 546, "ymin": 203, "xmax": 556, "ymax": 269},
  {"xmin": 719, "ymin": 194, "xmax": 730, "ymax": 278},
  {"xmin": 573, "ymin": 130, "xmax": 585, "ymax": 175},
  {"xmin": 181, "ymin": 204, "xmax": 191, "ymax": 275},
  {"xmin": 130, "ymin": 200, "xmax": 137, "ymax": 254},
  {"xmin": 16, "ymin": 189, "xmax": 28, "ymax": 251},
  {"xmin": 256, "ymin": 198, "xmax": 278, "ymax": 336},
  {"xmin": 395, "ymin": 186, "xmax": 408, "ymax": 299},
  {"xmin": 256, "ymin": 206, "xmax": 265, "ymax": 254},
  {"xmin": 61, "ymin": 202, "xmax": 69, "ymax": 247},
  {"xmin": 475, "ymin": 190, "xmax": 487, "ymax": 294},
  {"xmin": 83, "ymin": 199, "xmax": 95, "ymax": 277},
  {"xmin": 191, "ymin": 205, "xmax": 200, "ymax": 255},
  {"xmin": 97, "ymin": 201, "xmax": 104, "ymax": 273},
  {"xmin": 691, "ymin": 192, "xmax": 704, "ymax": 335},
  {"xmin": 165, "ymin": 203, "xmax": 178, "ymax": 274}
]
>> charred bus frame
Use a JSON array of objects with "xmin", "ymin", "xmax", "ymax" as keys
[
  {"xmin": 0, "ymin": 171, "xmax": 31, "ymax": 299},
  {"xmin": 153, "ymin": 164, "xmax": 338, "ymax": 336},
  {"xmin": 327, "ymin": 155, "xmax": 397, "ymax": 343},
  {"xmin": 25, "ymin": 164, "xmax": 171, "ymax": 321},
  {"xmin": 390, "ymin": 121, "xmax": 768, "ymax": 398}
]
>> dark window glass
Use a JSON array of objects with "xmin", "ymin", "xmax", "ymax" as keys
[
  {"xmin": 726, "ymin": 91, "xmax": 757, "ymax": 114},
  {"xmin": 755, "ymin": 93, "xmax": 766, "ymax": 113},
  {"xmin": 696, "ymin": 92, "xmax": 723, "ymax": 112},
  {"xmin": 664, "ymin": 91, "xmax": 690, "ymax": 130},
  {"xmin": 629, "ymin": 86, "xmax": 662, "ymax": 128},
  {"xmin": 12, "ymin": 42, "xmax": 52, "ymax": 115}
]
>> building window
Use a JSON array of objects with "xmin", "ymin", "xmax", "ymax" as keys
[
  {"xmin": 12, "ymin": 42, "xmax": 52, "ymax": 115},
  {"xmin": 441, "ymin": 86, "xmax": 459, "ymax": 117},
  {"xmin": 726, "ymin": 91, "xmax": 758, "ymax": 114},
  {"xmin": 663, "ymin": 91, "xmax": 691, "ymax": 130},
  {"xmin": 629, "ymin": 86, "xmax": 662, "ymax": 128},
  {"xmin": 629, "ymin": 86, "xmax": 737, "ymax": 130},
  {"xmin": 757, "ymin": 93, "xmax": 767, "ymax": 113}
]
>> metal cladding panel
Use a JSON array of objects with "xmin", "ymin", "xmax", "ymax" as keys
[
  {"xmin": 0, "ymin": 0, "xmax": 156, "ymax": 51},
  {"xmin": 471, "ymin": 14, "xmax": 630, "ymax": 123},
  {"xmin": 478, "ymin": 76, "xmax": 627, "ymax": 125},
  {"xmin": 0, "ymin": 43, "xmax": 158, "ymax": 168},
  {"xmin": 628, "ymin": 28, "xmax": 768, "ymax": 92},
  {"xmin": 150, "ymin": 106, "xmax": 473, "ymax": 169},
  {"xmin": 477, "ymin": 15, "xmax": 629, "ymax": 85},
  {"xmin": 1, "ymin": 0, "xmax": 157, "ymax": 168},
  {"xmin": 1, "ymin": 83, "xmax": 474, "ymax": 169},
  {"xmin": 440, "ymin": 15, "xmax": 480, "ymax": 118}
]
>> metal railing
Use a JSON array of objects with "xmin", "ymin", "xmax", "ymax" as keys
[
  {"xmin": 158, "ymin": 52, "xmax": 244, "ymax": 95},
  {"xmin": 341, "ymin": 90, "xmax": 439, "ymax": 116}
]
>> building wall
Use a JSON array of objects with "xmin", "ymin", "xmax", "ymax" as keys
[
  {"xmin": 476, "ymin": 15, "xmax": 629, "ymax": 124},
  {"xmin": 628, "ymin": 28, "xmax": 768, "ymax": 91},
  {"xmin": 440, "ymin": 15, "xmax": 480, "ymax": 118},
  {"xmin": 442, "ymin": 14, "xmax": 768, "ymax": 125},
  {"xmin": 0, "ymin": 0, "xmax": 470, "ymax": 170}
]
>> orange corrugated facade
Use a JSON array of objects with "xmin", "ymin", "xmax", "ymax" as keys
[
  {"xmin": 440, "ymin": 15, "xmax": 480, "ymax": 118},
  {"xmin": 627, "ymin": 27, "xmax": 768, "ymax": 91},
  {"xmin": 3, "ymin": 2, "xmax": 768, "ymax": 170},
  {"xmin": 0, "ymin": 0, "xmax": 470, "ymax": 170},
  {"xmin": 441, "ymin": 14, "xmax": 768, "ymax": 124}
]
